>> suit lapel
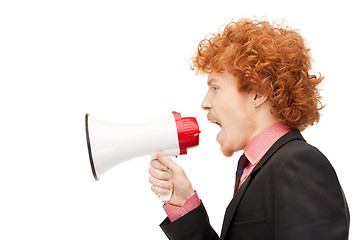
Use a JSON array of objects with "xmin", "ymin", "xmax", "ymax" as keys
[
  {"xmin": 220, "ymin": 129, "xmax": 304, "ymax": 239},
  {"xmin": 250, "ymin": 129, "xmax": 304, "ymax": 175},
  {"xmin": 220, "ymin": 174, "xmax": 252, "ymax": 239}
]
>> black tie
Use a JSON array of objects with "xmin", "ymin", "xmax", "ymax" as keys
[{"xmin": 234, "ymin": 154, "xmax": 249, "ymax": 195}]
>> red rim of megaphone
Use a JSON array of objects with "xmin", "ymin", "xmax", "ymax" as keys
[{"xmin": 172, "ymin": 111, "xmax": 201, "ymax": 155}]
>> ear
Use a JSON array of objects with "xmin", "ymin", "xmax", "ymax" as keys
[{"xmin": 253, "ymin": 93, "xmax": 268, "ymax": 108}]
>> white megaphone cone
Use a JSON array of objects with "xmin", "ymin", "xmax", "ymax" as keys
[{"xmin": 85, "ymin": 111, "xmax": 200, "ymax": 201}]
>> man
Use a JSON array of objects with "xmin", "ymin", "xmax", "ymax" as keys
[{"xmin": 148, "ymin": 18, "xmax": 350, "ymax": 239}]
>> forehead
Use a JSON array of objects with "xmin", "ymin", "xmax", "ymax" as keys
[
  {"xmin": 207, "ymin": 71, "xmax": 237, "ymax": 86},
  {"xmin": 207, "ymin": 72, "xmax": 222, "ymax": 85}
]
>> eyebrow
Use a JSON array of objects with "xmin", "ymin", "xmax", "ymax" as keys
[{"xmin": 207, "ymin": 78, "xmax": 219, "ymax": 86}]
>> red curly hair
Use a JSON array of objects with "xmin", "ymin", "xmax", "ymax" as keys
[{"xmin": 192, "ymin": 18, "xmax": 324, "ymax": 131}]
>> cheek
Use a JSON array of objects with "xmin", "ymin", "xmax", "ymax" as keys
[
  {"xmin": 226, "ymin": 108, "xmax": 255, "ymax": 149},
  {"xmin": 222, "ymin": 129, "xmax": 246, "ymax": 154}
]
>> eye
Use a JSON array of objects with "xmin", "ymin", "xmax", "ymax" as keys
[{"xmin": 212, "ymin": 85, "xmax": 219, "ymax": 91}]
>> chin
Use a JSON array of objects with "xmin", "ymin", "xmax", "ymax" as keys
[{"xmin": 221, "ymin": 145, "xmax": 235, "ymax": 157}]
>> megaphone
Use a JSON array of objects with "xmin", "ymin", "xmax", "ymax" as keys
[{"xmin": 85, "ymin": 111, "xmax": 200, "ymax": 201}]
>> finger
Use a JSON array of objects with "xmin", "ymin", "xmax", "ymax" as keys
[
  {"xmin": 148, "ymin": 176, "xmax": 173, "ymax": 189},
  {"xmin": 148, "ymin": 166, "xmax": 171, "ymax": 181},
  {"xmin": 151, "ymin": 185, "xmax": 171, "ymax": 196},
  {"xmin": 150, "ymin": 159, "xmax": 168, "ymax": 171}
]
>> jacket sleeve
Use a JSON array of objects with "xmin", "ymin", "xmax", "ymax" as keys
[
  {"xmin": 274, "ymin": 145, "xmax": 350, "ymax": 240},
  {"xmin": 160, "ymin": 201, "xmax": 219, "ymax": 240}
]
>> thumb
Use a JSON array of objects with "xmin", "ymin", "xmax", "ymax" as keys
[{"xmin": 157, "ymin": 152, "xmax": 179, "ymax": 172}]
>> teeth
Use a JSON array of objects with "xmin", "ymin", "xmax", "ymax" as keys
[{"xmin": 210, "ymin": 120, "xmax": 221, "ymax": 127}]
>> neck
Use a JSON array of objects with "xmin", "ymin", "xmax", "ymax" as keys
[{"xmin": 245, "ymin": 102, "xmax": 281, "ymax": 150}]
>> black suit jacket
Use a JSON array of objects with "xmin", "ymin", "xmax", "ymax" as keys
[{"xmin": 160, "ymin": 130, "xmax": 350, "ymax": 239}]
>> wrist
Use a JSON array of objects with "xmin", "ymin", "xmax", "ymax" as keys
[
  {"xmin": 163, "ymin": 191, "xmax": 201, "ymax": 222},
  {"xmin": 179, "ymin": 189, "xmax": 196, "ymax": 206}
]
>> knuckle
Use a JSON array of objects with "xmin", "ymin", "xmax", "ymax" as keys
[
  {"xmin": 148, "ymin": 168, "xmax": 156, "ymax": 177},
  {"xmin": 150, "ymin": 159, "xmax": 159, "ymax": 167},
  {"xmin": 160, "ymin": 188, "xmax": 170, "ymax": 195},
  {"xmin": 173, "ymin": 166, "xmax": 184, "ymax": 175},
  {"xmin": 160, "ymin": 171, "xmax": 169, "ymax": 180},
  {"xmin": 166, "ymin": 182, "xmax": 173, "ymax": 189},
  {"xmin": 151, "ymin": 185, "xmax": 168, "ymax": 195},
  {"xmin": 151, "ymin": 185, "xmax": 159, "ymax": 193}
]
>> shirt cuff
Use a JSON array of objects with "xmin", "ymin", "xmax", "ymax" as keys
[{"xmin": 162, "ymin": 191, "xmax": 201, "ymax": 222}]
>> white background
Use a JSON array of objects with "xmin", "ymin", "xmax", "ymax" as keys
[{"xmin": 1, "ymin": 0, "xmax": 359, "ymax": 239}]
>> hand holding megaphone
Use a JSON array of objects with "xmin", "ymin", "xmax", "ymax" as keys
[
  {"xmin": 149, "ymin": 152, "xmax": 195, "ymax": 205},
  {"xmin": 149, "ymin": 153, "xmax": 176, "ymax": 202}
]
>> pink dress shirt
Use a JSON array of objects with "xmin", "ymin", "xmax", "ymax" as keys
[
  {"xmin": 163, "ymin": 123, "xmax": 293, "ymax": 222},
  {"xmin": 239, "ymin": 123, "xmax": 292, "ymax": 188}
]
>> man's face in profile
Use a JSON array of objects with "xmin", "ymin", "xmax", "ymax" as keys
[{"xmin": 202, "ymin": 71, "xmax": 256, "ymax": 157}]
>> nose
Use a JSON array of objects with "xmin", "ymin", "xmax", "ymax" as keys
[{"xmin": 201, "ymin": 92, "xmax": 211, "ymax": 111}]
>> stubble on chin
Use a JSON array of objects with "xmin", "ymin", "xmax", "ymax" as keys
[{"xmin": 221, "ymin": 145, "xmax": 234, "ymax": 157}]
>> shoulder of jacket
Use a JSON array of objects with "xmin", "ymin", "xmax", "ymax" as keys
[{"xmin": 274, "ymin": 139, "xmax": 334, "ymax": 176}]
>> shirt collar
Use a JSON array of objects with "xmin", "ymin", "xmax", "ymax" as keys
[{"xmin": 244, "ymin": 123, "xmax": 293, "ymax": 166}]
